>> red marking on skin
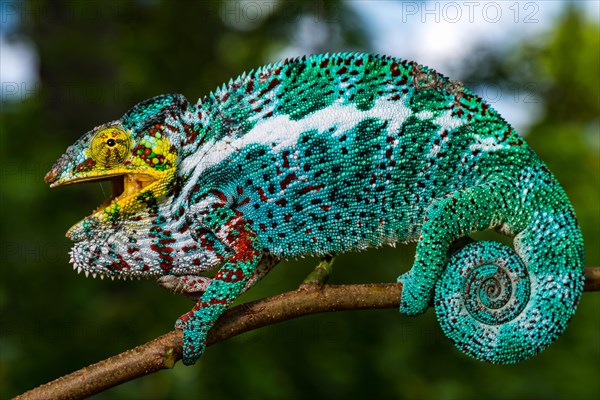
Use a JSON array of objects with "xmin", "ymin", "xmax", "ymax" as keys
[
  {"xmin": 257, "ymin": 187, "xmax": 268, "ymax": 202},
  {"xmin": 390, "ymin": 61, "xmax": 400, "ymax": 77},
  {"xmin": 275, "ymin": 198, "xmax": 288, "ymax": 206},
  {"xmin": 245, "ymin": 80, "xmax": 254, "ymax": 94},
  {"xmin": 151, "ymin": 244, "xmax": 172, "ymax": 254},
  {"xmin": 281, "ymin": 151, "xmax": 290, "ymax": 168},
  {"xmin": 284, "ymin": 214, "xmax": 292, "ymax": 222},
  {"xmin": 305, "ymin": 228, "xmax": 312, "ymax": 234},
  {"xmin": 320, "ymin": 205, "xmax": 331, "ymax": 211},
  {"xmin": 481, "ymin": 103, "xmax": 489, "ymax": 116},
  {"xmin": 159, "ymin": 261, "xmax": 173, "ymax": 273},
  {"xmin": 199, "ymin": 235, "xmax": 217, "ymax": 252},
  {"xmin": 236, "ymin": 186, "xmax": 244, "ymax": 195},
  {"xmin": 238, "ymin": 197, "xmax": 250, "ymax": 207},
  {"xmin": 76, "ymin": 158, "xmax": 96, "ymax": 173},
  {"xmin": 150, "ymin": 243, "xmax": 174, "ymax": 272},
  {"xmin": 127, "ymin": 247, "xmax": 138, "ymax": 254},
  {"xmin": 165, "ymin": 122, "xmax": 177, "ymax": 132},
  {"xmin": 208, "ymin": 189, "xmax": 228, "ymax": 203},
  {"xmin": 108, "ymin": 254, "xmax": 131, "ymax": 272},
  {"xmin": 259, "ymin": 223, "xmax": 267, "ymax": 231},
  {"xmin": 214, "ymin": 268, "xmax": 245, "ymax": 283},
  {"xmin": 279, "ymin": 172, "xmax": 297, "ymax": 190},
  {"xmin": 178, "ymin": 221, "xmax": 189, "ymax": 234},
  {"xmin": 221, "ymin": 217, "xmax": 260, "ymax": 264},
  {"xmin": 298, "ymin": 184, "xmax": 324, "ymax": 195},
  {"xmin": 268, "ymin": 78, "xmax": 281, "ymax": 91}
]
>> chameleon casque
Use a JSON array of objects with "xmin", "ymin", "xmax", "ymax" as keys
[{"xmin": 45, "ymin": 53, "xmax": 584, "ymax": 365}]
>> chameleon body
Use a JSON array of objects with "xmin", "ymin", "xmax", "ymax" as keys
[{"xmin": 45, "ymin": 53, "xmax": 585, "ymax": 365}]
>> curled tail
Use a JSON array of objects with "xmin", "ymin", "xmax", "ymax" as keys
[{"xmin": 435, "ymin": 206, "xmax": 585, "ymax": 363}]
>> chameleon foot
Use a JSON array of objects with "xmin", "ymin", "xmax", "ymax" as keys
[{"xmin": 397, "ymin": 271, "xmax": 432, "ymax": 316}]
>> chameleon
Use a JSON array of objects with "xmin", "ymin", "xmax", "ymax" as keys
[{"xmin": 45, "ymin": 52, "xmax": 585, "ymax": 365}]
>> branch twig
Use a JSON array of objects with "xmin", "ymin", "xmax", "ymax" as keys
[{"xmin": 17, "ymin": 267, "xmax": 600, "ymax": 400}]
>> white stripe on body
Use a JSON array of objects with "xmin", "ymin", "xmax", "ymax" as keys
[{"xmin": 179, "ymin": 97, "xmax": 464, "ymax": 204}]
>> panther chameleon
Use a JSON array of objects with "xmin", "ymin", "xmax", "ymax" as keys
[{"xmin": 45, "ymin": 53, "xmax": 585, "ymax": 365}]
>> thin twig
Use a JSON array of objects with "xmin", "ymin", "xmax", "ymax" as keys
[{"xmin": 17, "ymin": 267, "xmax": 600, "ymax": 400}]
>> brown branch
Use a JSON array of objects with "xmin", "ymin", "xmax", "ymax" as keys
[{"xmin": 17, "ymin": 267, "xmax": 600, "ymax": 400}]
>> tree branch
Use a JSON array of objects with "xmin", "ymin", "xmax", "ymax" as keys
[{"xmin": 17, "ymin": 267, "xmax": 600, "ymax": 400}]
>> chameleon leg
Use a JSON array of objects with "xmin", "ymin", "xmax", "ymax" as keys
[
  {"xmin": 398, "ymin": 182, "xmax": 508, "ymax": 316},
  {"xmin": 157, "ymin": 275, "xmax": 212, "ymax": 299},
  {"xmin": 176, "ymin": 201, "xmax": 263, "ymax": 365},
  {"xmin": 158, "ymin": 254, "xmax": 279, "ymax": 299}
]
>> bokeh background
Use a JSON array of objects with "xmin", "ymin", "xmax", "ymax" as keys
[{"xmin": 1, "ymin": 1, "xmax": 598, "ymax": 398}]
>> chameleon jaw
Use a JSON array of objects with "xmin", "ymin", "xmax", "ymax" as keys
[
  {"xmin": 61, "ymin": 172, "xmax": 157, "ymax": 239},
  {"xmin": 90, "ymin": 173, "xmax": 156, "ymax": 214}
]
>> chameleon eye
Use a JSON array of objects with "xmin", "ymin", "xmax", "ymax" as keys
[{"xmin": 90, "ymin": 127, "xmax": 132, "ymax": 166}]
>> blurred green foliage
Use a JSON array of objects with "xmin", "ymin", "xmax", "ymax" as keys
[{"xmin": 1, "ymin": 1, "xmax": 598, "ymax": 399}]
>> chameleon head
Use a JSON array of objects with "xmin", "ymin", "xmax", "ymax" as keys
[{"xmin": 44, "ymin": 94, "xmax": 222, "ymax": 279}]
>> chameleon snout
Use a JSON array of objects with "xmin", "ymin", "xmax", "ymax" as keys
[{"xmin": 44, "ymin": 167, "xmax": 58, "ymax": 184}]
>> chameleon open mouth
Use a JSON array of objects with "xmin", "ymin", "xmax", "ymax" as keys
[
  {"xmin": 89, "ymin": 174, "xmax": 155, "ymax": 214},
  {"xmin": 46, "ymin": 172, "xmax": 156, "ymax": 218}
]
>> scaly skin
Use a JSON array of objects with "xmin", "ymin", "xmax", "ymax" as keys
[{"xmin": 45, "ymin": 53, "xmax": 585, "ymax": 365}]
